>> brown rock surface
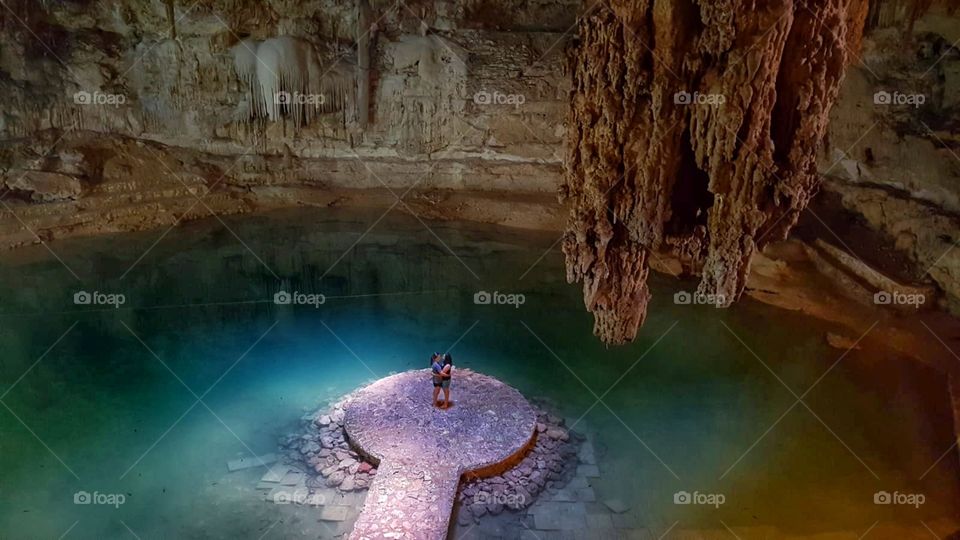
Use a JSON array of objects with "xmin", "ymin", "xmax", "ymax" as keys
[
  {"xmin": 562, "ymin": 0, "xmax": 870, "ymax": 343},
  {"xmin": 3, "ymin": 170, "xmax": 83, "ymax": 202}
]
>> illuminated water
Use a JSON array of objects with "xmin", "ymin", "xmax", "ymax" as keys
[{"xmin": 0, "ymin": 207, "xmax": 956, "ymax": 538}]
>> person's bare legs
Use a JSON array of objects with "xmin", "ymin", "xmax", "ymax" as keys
[
  {"xmin": 442, "ymin": 387, "xmax": 450, "ymax": 409},
  {"xmin": 433, "ymin": 386, "xmax": 441, "ymax": 407}
]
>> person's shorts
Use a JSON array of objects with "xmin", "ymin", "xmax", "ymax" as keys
[{"xmin": 434, "ymin": 379, "xmax": 450, "ymax": 389}]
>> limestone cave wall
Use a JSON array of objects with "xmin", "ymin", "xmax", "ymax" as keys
[
  {"xmin": 0, "ymin": 0, "xmax": 574, "ymax": 247},
  {"xmin": 821, "ymin": 2, "xmax": 960, "ymax": 314}
]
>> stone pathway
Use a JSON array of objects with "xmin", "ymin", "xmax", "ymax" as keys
[
  {"xmin": 344, "ymin": 369, "xmax": 537, "ymax": 540},
  {"xmin": 241, "ymin": 373, "xmax": 587, "ymax": 538}
]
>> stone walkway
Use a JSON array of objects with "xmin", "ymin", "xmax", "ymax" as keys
[{"xmin": 344, "ymin": 369, "xmax": 537, "ymax": 539}]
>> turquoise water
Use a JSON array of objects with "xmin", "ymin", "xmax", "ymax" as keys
[{"xmin": 0, "ymin": 207, "xmax": 956, "ymax": 538}]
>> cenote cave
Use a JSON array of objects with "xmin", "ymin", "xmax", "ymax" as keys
[{"xmin": 1, "ymin": 1, "xmax": 960, "ymax": 539}]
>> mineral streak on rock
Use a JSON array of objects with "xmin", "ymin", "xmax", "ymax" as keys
[{"xmin": 561, "ymin": 0, "xmax": 870, "ymax": 344}]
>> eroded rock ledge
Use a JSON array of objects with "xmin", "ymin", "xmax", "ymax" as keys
[{"xmin": 561, "ymin": 0, "xmax": 869, "ymax": 344}]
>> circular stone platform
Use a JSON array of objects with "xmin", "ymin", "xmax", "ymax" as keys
[{"xmin": 344, "ymin": 369, "xmax": 536, "ymax": 539}]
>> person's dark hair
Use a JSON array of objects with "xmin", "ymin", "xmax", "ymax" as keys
[
  {"xmin": 430, "ymin": 352, "xmax": 440, "ymax": 365},
  {"xmin": 443, "ymin": 353, "xmax": 453, "ymax": 365}
]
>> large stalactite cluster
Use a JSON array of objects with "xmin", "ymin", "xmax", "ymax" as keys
[{"xmin": 561, "ymin": 0, "xmax": 870, "ymax": 344}]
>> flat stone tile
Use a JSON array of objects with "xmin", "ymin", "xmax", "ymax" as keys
[
  {"xmin": 550, "ymin": 488, "xmax": 578, "ymax": 502},
  {"xmin": 576, "ymin": 487, "xmax": 596, "ymax": 502},
  {"xmin": 534, "ymin": 511, "xmax": 587, "ymax": 531},
  {"xmin": 260, "ymin": 463, "xmax": 290, "ymax": 483},
  {"xmin": 302, "ymin": 492, "xmax": 326, "ymax": 507},
  {"xmin": 622, "ymin": 529, "xmax": 654, "ymax": 540},
  {"xmin": 227, "ymin": 453, "xmax": 276, "ymax": 472},
  {"xmin": 529, "ymin": 501, "xmax": 587, "ymax": 516},
  {"xmin": 575, "ymin": 530, "xmax": 628, "ymax": 540},
  {"xmin": 477, "ymin": 521, "xmax": 510, "ymax": 537},
  {"xmin": 582, "ymin": 502, "xmax": 607, "ymax": 514},
  {"xmin": 603, "ymin": 498, "xmax": 630, "ymax": 513},
  {"xmin": 611, "ymin": 513, "xmax": 641, "ymax": 529},
  {"xmin": 266, "ymin": 485, "xmax": 308, "ymax": 504},
  {"xmin": 586, "ymin": 514, "xmax": 614, "ymax": 529},
  {"xmin": 567, "ymin": 476, "xmax": 590, "ymax": 489},
  {"xmin": 279, "ymin": 470, "xmax": 305, "ymax": 486},
  {"xmin": 319, "ymin": 505, "xmax": 351, "ymax": 521}
]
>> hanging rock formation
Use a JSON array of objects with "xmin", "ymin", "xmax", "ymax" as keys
[
  {"xmin": 562, "ymin": 0, "xmax": 870, "ymax": 344},
  {"xmin": 230, "ymin": 36, "xmax": 354, "ymax": 127}
]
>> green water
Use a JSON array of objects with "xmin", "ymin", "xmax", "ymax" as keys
[{"xmin": 0, "ymin": 207, "xmax": 956, "ymax": 539}]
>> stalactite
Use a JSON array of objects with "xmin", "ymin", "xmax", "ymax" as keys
[
  {"xmin": 165, "ymin": 0, "xmax": 176, "ymax": 39},
  {"xmin": 563, "ymin": 0, "xmax": 869, "ymax": 344},
  {"xmin": 866, "ymin": 0, "xmax": 960, "ymax": 31},
  {"xmin": 356, "ymin": 0, "xmax": 372, "ymax": 128},
  {"xmin": 230, "ymin": 36, "xmax": 354, "ymax": 130}
]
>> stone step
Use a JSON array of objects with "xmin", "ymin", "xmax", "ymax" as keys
[{"xmin": 226, "ymin": 452, "xmax": 277, "ymax": 472}]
